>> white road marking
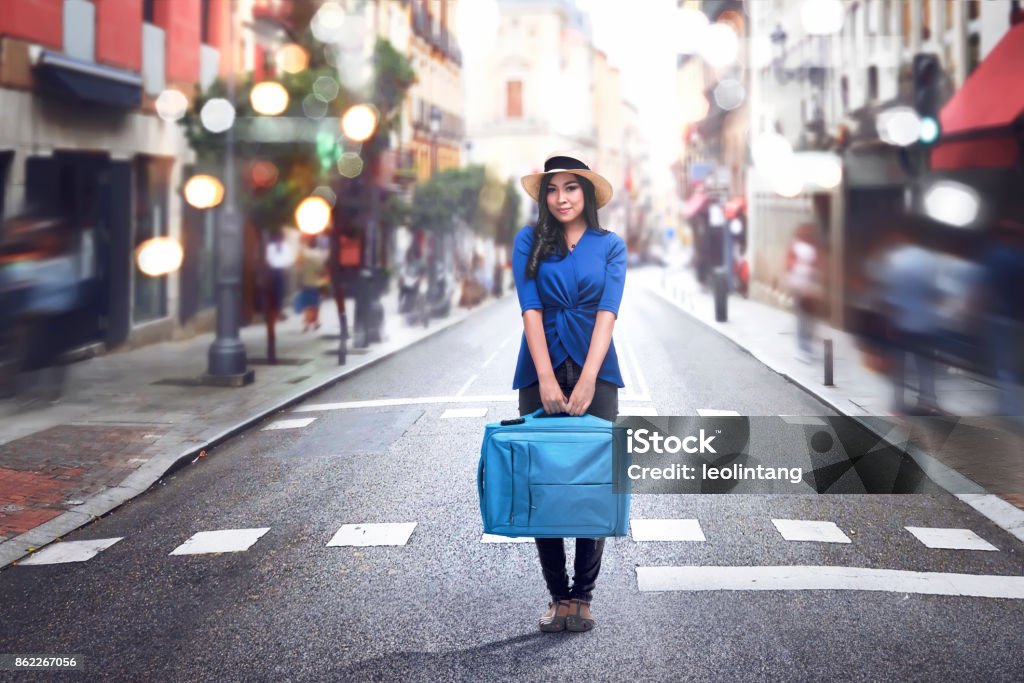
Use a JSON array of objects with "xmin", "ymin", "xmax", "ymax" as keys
[
  {"xmin": 905, "ymin": 527, "xmax": 999, "ymax": 551},
  {"xmin": 636, "ymin": 566, "xmax": 1024, "ymax": 599},
  {"xmin": 482, "ymin": 350, "xmax": 500, "ymax": 368},
  {"xmin": 697, "ymin": 409, "xmax": 741, "ymax": 416},
  {"xmin": 19, "ymin": 538, "xmax": 123, "ymax": 565},
  {"xmin": 616, "ymin": 335, "xmax": 636, "ymax": 395},
  {"xmin": 441, "ymin": 407, "xmax": 489, "ymax": 419},
  {"xmin": 170, "ymin": 528, "xmax": 270, "ymax": 556},
  {"xmin": 455, "ymin": 374, "xmax": 479, "ymax": 397},
  {"xmin": 779, "ymin": 415, "xmax": 828, "ymax": 425},
  {"xmin": 618, "ymin": 406, "xmax": 659, "ymax": 417},
  {"xmin": 263, "ymin": 417, "xmax": 317, "ymax": 430},
  {"xmin": 772, "ymin": 519, "xmax": 852, "ymax": 544},
  {"xmin": 327, "ymin": 522, "xmax": 417, "ymax": 547},
  {"xmin": 294, "ymin": 395, "xmax": 517, "ymax": 413},
  {"xmin": 955, "ymin": 493, "xmax": 1024, "ymax": 545},
  {"xmin": 622, "ymin": 334, "xmax": 652, "ymax": 401},
  {"xmin": 631, "ymin": 519, "xmax": 705, "ymax": 542},
  {"xmin": 500, "ymin": 334, "xmax": 516, "ymax": 350},
  {"xmin": 481, "ymin": 534, "xmax": 534, "ymax": 543}
]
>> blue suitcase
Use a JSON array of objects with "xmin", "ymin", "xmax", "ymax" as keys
[{"xmin": 477, "ymin": 409, "xmax": 630, "ymax": 538}]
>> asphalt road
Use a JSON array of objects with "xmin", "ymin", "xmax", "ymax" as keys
[{"xmin": 1, "ymin": 283, "xmax": 1022, "ymax": 682}]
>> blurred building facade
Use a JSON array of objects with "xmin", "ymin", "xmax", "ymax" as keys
[
  {"xmin": 745, "ymin": 0, "xmax": 1021, "ymax": 328},
  {"xmin": 0, "ymin": 0, "xmax": 235, "ymax": 351},
  {"xmin": 463, "ymin": 0, "xmax": 653, "ymax": 239}
]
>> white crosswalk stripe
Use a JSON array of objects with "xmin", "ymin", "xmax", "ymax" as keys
[
  {"xmin": 772, "ymin": 519, "xmax": 852, "ymax": 544},
  {"xmin": 327, "ymin": 523, "xmax": 417, "ymax": 547},
  {"xmin": 905, "ymin": 526, "xmax": 999, "ymax": 551},
  {"xmin": 18, "ymin": 538, "xmax": 123, "ymax": 565},
  {"xmin": 635, "ymin": 566, "xmax": 1024, "ymax": 599},
  {"xmin": 441, "ymin": 407, "xmax": 488, "ymax": 419},
  {"xmin": 481, "ymin": 534, "xmax": 534, "ymax": 543},
  {"xmin": 631, "ymin": 519, "xmax": 705, "ymax": 542},
  {"xmin": 170, "ymin": 528, "xmax": 271, "ymax": 556},
  {"xmin": 618, "ymin": 406, "xmax": 659, "ymax": 417},
  {"xmin": 697, "ymin": 409, "xmax": 741, "ymax": 416}
]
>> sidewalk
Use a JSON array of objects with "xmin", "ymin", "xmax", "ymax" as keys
[
  {"xmin": 0, "ymin": 283, "xmax": 508, "ymax": 568},
  {"xmin": 636, "ymin": 265, "xmax": 1024, "ymax": 516}
]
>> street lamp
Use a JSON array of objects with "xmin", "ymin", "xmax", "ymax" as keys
[{"xmin": 206, "ymin": 0, "xmax": 253, "ymax": 386}]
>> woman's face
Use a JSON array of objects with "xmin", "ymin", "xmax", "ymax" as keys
[{"xmin": 546, "ymin": 172, "xmax": 585, "ymax": 226}]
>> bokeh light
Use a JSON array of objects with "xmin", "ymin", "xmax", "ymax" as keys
[
  {"xmin": 312, "ymin": 185, "xmax": 337, "ymax": 207},
  {"xmin": 676, "ymin": 7, "xmax": 710, "ymax": 54},
  {"xmin": 250, "ymin": 81, "xmax": 289, "ymax": 116},
  {"xmin": 341, "ymin": 104, "xmax": 379, "ymax": 142},
  {"xmin": 302, "ymin": 94, "xmax": 328, "ymax": 119},
  {"xmin": 699, "ymin": 22, "xmax": 739, "ymax": 67},
  {"xmin": 801, "ymin": 0, "xmax": 845, "ymax": 35},
  {"xmin": 155, "ymin": 89, "xmax": 189, "ymax": 122},
  {"xmin": 295, "ymin": 196, "xmax": 333, "ymax": 235},
  {"xmin": 877, "ymin": 106, "xmax": 922, "ymax": 146},
  {"xmin": 313, "ymin": 76, "xmax": 340, "ymax": 102},
  {"xmin": 924, "ymin": 181, "xmax": 980, "ymax": 228},
  {"xmin": 772, "ymin": 169, "xmax": 804, "ymax": 198},
  {"xmin": 136, "ymin": 237, "xmax": 184, "ymax": 277},
  {"xmin": 183, "ymin": 174, "xmax": 225, "ymax": 209},
  {"xmin": 200, "ymin": 98, "xmax": 236, "ymax": 133},
  {"xmin": 713, "ymin": 79, "xmax": 746, "ymax": 111},
  {"xmin": 248, "ymin": 160, "xmax": 279, "ymax": 190},
  {"xmin": 337, "ymin": 152, "xmax": 364, "ymax": 178},
  {"xmin": 752, "ymin": 132, "xmax": 794, "ymax": 172},
  {"xmin": 276, "ymin": 43, "xmax": 309, "ymax": 74},
  {"xmin": 311, "ymin": 1, "xmax": 345, "ymax": 43}
]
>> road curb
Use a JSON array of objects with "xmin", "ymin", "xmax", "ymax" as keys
[
  {"xmin": 0, "ymin": 295, "xmax": 510, "ymax": 570},
  {"xmin": 645, "ymin": 283, "xmax": 1024, "ymax": 545}
]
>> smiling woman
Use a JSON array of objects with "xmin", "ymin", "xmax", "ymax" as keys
[{"xmin": 510, "ymin": 152, "xmax": 628, "ymax": 633}]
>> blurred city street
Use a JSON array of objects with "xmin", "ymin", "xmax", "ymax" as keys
[{"xmin": 1, "ymin": 0, "xmax": 1023, "ymax": 680}]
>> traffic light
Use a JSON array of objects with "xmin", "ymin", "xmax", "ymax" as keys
[{"xmin": 912, "ymin": 53, "xmax": 946, "ymax": 145}]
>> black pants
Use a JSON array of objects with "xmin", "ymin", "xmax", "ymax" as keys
[{"xmin": 518, "ymin": 358, "xmax": 618, "ymax": 603}]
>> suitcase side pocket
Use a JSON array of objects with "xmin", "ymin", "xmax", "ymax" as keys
[{"xmin": 528, "ymin": 483, "xmax": 616, "ymax": 534}]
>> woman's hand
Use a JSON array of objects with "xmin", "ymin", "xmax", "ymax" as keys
[
  {"xmin": 539, "ymin": 377, "xmax": 568, "ymax": 415},
  {"xmin": 566, "ymin": 373, "xmax": 596, "ymax": 416}
]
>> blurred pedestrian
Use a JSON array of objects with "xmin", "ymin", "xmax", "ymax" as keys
[
  {"xmin": 785, "ymin": 223, "xmax": 824, "ymax": 363},
  {"xmin": 295, "ymin": 234, "xmax": 327, "ymax": 332},
  {"xmin": 872, "ymin": 230, "xmax": 944, "ymax": 416},
  {"xmin": 264, "ymin": 230, "xmax": 294, "ymax": 321},
  {"xmin": 514, "ymin": 153, "xmax": 627, "ymax": 633},
  {"xmin": 983, "ymin": 220, "xmax": 1024, "ymax": 418}
]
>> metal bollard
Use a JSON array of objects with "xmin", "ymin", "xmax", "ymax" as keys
[
  {"xmin": 824, "ymin": 339, "xmax": 834, "ymax": 386},
  {"xmin": 712, "ymin": 267, "xmax": 728, "ymax": 322}
]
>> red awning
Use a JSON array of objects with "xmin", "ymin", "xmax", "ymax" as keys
[
  {"xmin": 683, "ymin": 191, "xmax": 709, "ymax": 219},
  {"xmin": 932, "ymin": 21, "xmax": 1024, "ymax": 170}
]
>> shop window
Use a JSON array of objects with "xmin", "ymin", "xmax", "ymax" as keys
[
  {"xmin": 143, "ymin": 0, "xmax": 155, "ymax": 23},
  {"xmin": 867, "ymin": 66, "xmax": 879, "ymax": 102},
  {"xmin": 840, "ymin": 76, "xmax": 849, "ymax": 112},
  {"xmin": 968, "ymin": 1, "xmax": 981, "ymax": 21},
  {"xmin": 200, "ymin": 0, "xmax": 212, "ymax": 44},
  {"xmin": 132, "ymin": 156, "xmax": 172, "ymax": 323}
]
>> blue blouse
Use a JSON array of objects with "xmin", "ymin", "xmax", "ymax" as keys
[{"xmin": 511, "ymin": 224, "xmax": 627, "ymax": 390}]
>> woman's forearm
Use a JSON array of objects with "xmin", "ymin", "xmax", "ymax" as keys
[
  {"xmin": 581, "ymin": 310, "xmax": 616, "ymax": 380},
  {"xmin": 522, "ymin": 310, "xmax": 556, "ymax": 381}
]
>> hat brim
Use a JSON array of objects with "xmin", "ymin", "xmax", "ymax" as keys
[{"xmin": 520, "ymin": 169, "xmax": 614, "ymax": 209}]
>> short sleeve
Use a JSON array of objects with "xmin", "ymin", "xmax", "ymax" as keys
[
  {"xmin": 512, "ymin": 226, "xmax": 543, "ymax": 313},
  {"xmin": 597, "ymin": 233, "xmax": 627, "ymax": 317}
]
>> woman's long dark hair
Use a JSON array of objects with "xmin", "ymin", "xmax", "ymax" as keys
[{"xmin": 525, "ymin": 173, "xmax": 609, "ymax": 278}]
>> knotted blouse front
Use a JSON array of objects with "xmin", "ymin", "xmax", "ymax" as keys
[{"xmin": 511, "ymin": 224, "xmax": 627, "ymax": 390}]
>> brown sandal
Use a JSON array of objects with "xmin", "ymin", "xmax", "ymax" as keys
[
  {"xmin": 565, "ymin": 599, "xmax": 596, "ymax": 632},
  {"xmin": 538, "ymin": 599, "xmax": 572, "ymax": 632}
]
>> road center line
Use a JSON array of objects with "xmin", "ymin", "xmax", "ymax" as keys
[
  {"xmin": 482, "ymin": 350, "xmax": 500, "ymax": 368},
  {"xmin": 294, "ymin": 394, "xmax": 518, "ymax": 412},
  {"xmin": 455, "ymin": 373, "xmax": 479, "ymax": 397},
  {"xmin": 636, "ymin": 566, "xmax": 1024, "ymax": 599}
]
